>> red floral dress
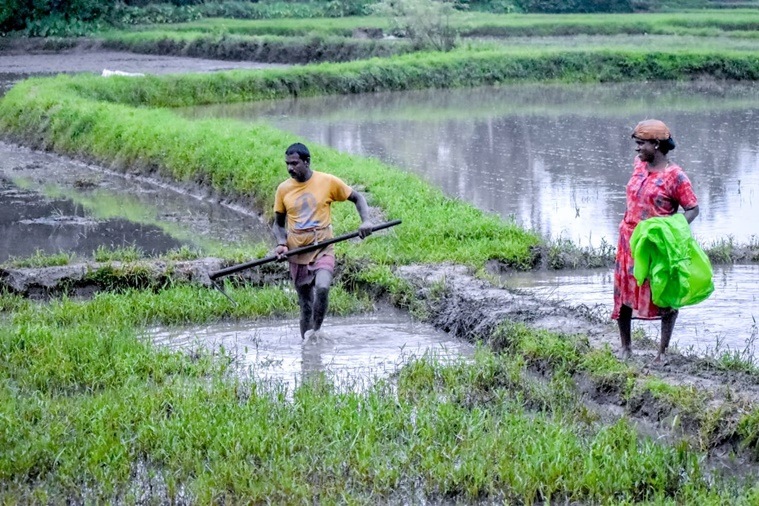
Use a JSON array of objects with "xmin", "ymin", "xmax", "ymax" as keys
[{"xmin": 612, "ymin": 157, "xmax": 698, "ymax": 320}]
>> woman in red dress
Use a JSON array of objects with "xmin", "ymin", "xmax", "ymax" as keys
[{"xmin": 613, "ymin": 120, "xmax": 700, "ymax": 363}]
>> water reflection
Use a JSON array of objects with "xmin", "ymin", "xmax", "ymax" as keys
[
  {"xmin": 149, "ymin": 311, "xmax": 474, "ymax": 393},
  {"xmin": 502, "ymin": 265, "xmax": 759, "ymax": 358},
  {"xmin": 0, "ymin": 177, "xmax": 185, "ymax": 262},
  {"xmin": 0, "ymin": 141, "xmax": 271, "ymax": 262},
  {"xmin": 180, "ymin": 81, "xmax": 759, "ymax": 247}
]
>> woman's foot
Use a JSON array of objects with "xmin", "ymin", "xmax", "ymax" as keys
[{"xmin": 617, "ymin": 347, "xmax": 632, "ymax": 361}]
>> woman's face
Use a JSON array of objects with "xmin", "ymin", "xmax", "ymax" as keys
[{"xmin": 634, "ymin": 138, "xmax": 658, "ymax": 163}]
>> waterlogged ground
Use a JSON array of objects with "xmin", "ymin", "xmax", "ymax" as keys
[
  {"xmin": 0, "ymin": 44, "xmax": 286, "ymax": 89},
  {"xmin": 0, "ymin": 42, "xmax": 288, "ymax": 98},
  {"xmin": 0, "ymin": 141, "xmax": 271, "ymax": 262},
  {"xmin": 182, "ymin": 80, "xmax": 759, "ymax": 248},
  {"xmin": 502, "ymin": 264, "xmax": 759, "ymax": 358},
  {"xmin": 149, "ymin": 308, "xmax": 475, "ymax": 393}
]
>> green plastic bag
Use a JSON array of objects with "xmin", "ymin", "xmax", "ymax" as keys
[{"xmin": 630, "ymin": 214, "xmax": 714, "ymax": 309}]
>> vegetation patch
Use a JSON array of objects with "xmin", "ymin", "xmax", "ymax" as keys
[
  {"xmin": 1, "ymin": 289, "xmax": 757, "ymax": 503},
  {"xmin": 100, "ymin": 31, "xmax": 411, "ymax": 64}
]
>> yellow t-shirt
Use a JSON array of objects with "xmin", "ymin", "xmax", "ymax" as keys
[{"xmin": 274, "ymin": 171, "xmax": 353, "ymax": 264}]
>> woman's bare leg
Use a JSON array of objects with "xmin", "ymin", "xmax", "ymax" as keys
[
  {"xmin": 655, "ymin": 309, "xmax": 678, "ymax": 363},
  {"xmin": 618, "ymin": 304, "xmax": 633, "ymax": 360}
]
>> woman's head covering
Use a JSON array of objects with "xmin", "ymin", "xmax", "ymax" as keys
[
  {"xmin": 632, "ymin": 119, "xmax": 671, "ymax": 141},
  {"xmin": 632, "ymin": 119, "xmax": 676, "ymax": 151}
]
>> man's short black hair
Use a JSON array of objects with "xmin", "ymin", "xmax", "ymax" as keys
[{"xmin": 285, "ymin": 143, "xmax": 310, "ymax": 163}]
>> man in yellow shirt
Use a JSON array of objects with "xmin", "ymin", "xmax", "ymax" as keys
[{"xmin": 273, "ymin": 143, "xmax": 373, "ymax": 340}]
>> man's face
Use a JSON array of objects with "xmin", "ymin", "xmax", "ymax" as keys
[{"xmin": 286, "ymin": 154, "xmax": 310, "ymax": 182}]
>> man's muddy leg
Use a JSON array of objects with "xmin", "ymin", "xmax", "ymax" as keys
[
  {"xmin": 312, "ymin": 269, "xmax": 333, "ymax": 333},
  {"xmin": 656, "ymin": 309, "xmax": 678, "ymax": 362},
  {"xmin": 296, "ymin": 282, "xmax": 314, "ymax": 339},
  {"xmin": 618, "ymin": 304, "xmax": 632, "ymax": 359}
]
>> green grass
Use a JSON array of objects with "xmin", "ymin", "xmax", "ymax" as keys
[
  {"xmin": 3, "ymin": 249, "xmax": 74, "ymax": 268},
  {"xmin": 124, "ymin": 10, "xmax": 759, "ymax": 39},
  {"xmin": 1, "ymin": 291, "xmax": 757, "ymax": 502}
]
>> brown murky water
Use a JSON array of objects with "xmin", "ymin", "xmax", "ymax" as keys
[
  {"xmin": 180, "ymin": 80, "xmax": 759, "ymax": 248},
  {"xmin": 149, "ymin": 308, "xmax": 475, "ymax": 392}
]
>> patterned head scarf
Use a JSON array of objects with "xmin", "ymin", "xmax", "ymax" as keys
[{"xmin": 632, "ymin": 119, "xmax": 672, "ymax": 141}]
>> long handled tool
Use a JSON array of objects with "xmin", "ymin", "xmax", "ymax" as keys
[{"xmin": 208, "ymin": 219, "xmax": 402, "ymax": 303}]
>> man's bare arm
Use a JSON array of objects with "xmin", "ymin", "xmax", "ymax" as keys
[
  {"xmin": 273, "ymin": 211, "xmax": 289, "ymax": 257},
  {"xmin": 347, "ymin": 190, "xmax": 373, "ymax": 238}
]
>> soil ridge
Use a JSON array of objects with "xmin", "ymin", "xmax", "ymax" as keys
[{"xmin": 394, "ymin": 263, "xmax": 759, "ymax": 464}]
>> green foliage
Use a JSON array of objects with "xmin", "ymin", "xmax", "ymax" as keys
[
  {"xmin": 4, "ymin": 250, "xmax": 74, "ymax": 268},
  {"xmin": 516, "ymin": 0, "xmax": 633, "ymax": 13},
  {"xmin": 1, "ymin": 0, "xmax": 112, "ymax": 35},
  {"xmin": 372, "ymin": 0, "xmax": 461, "ymax": 51},
  {"xmin": 109, "ymin": 3, "xmax": 203, "ymax": 26},
  {"xmin": 93, "ymin": 245, "xmax": 144, "ymax": 263}
]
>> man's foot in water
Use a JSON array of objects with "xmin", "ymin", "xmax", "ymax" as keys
[{"xmin": 303, "ymin": 329, "xmax": 325, "ymax": 342}]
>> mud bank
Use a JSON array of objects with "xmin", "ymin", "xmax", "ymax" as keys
[
  {"xmin": 394, "ymin": 263, "xmax": 759, "ymax": 464},
  {"xmin": 0, "ymin": 257, "xmax": 286, "ymax": 299},
  {"xmin": 0, "ymin": 38, "xmax": 287, "ymax": 97}
]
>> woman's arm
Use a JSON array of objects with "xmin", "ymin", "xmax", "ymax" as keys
[{"xmin": 683, "ymin": 205, "xmax": 699, "ymax": 224}]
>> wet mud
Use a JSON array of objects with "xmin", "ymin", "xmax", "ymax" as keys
[
  {"xmin": 395, "ymin": 263, "xmax": 759, "ymax": 465},
  {"xmin": 149, "ymin": 308, "xmax": 474, "ymax": 394},
  {"xmin": 0, "ymin": 141, "xmax": 274, "ymax": 264},
  {"xmin": 0, "ymin": 38, "xmax": 286, "ymax": 76},
  {"xmin": 0, "ymin": 38, "xmax": 288, "ymax": 98}
]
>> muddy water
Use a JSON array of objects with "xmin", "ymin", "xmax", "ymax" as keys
[
  {"xmin": 502, "ymin": 265, "xmax": 759, "ymax": 358},
  {"xmin": 0, "ymin": 141, "xmax": 271, "ymax": 262},
  {"xmin": 180, "ymin": 80, "xmax": 759, "ymax": 248},
  {"xmin": 149, "ymin": 308, "xmax": 474, "ymax": 393}
]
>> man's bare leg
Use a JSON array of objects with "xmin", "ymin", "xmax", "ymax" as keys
[
  {"xmin": 655, "ymin": 309, "xmax": 678, "ymax": 363},
  {"xmin": 295, "ymin": 282, "xmax": 314, "ymax": 339},
  {"xmin": 312, "ymin": 269, "xmax": 334, "ymax": 334},
  {"xmin": 618, "ymin": 304, "xmax": 633, "ymax": 360}
]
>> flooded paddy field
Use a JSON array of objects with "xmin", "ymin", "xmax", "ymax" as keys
[
  {"xmin": 0, "ymin": 141, "xmax": 271, "ymax": 262},
  {"xmin": 0, "ymin": 44, "xmax": 286, "ymax": 78},
  {"xmin": 150, "ymin": 307, "xmax": 475, "ymax": 394},
  {"xmin": 502, "ymin": 264, "xmax": 759, "ymax": 359},
  {"xmin": 4, "ymin": 36, "xmax": 759, "ymax": 505},
  {"xmin": 177, "ymin": 79, "xmax": 759, "ymax": 355},
  {"xmin": 181, "ymin": 80, "xmax": 759, "ymax": 249}
]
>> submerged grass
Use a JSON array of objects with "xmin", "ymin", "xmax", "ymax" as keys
[{"xmin": 1, "ymin": 291, "xmax": 757, "ymax": 503}]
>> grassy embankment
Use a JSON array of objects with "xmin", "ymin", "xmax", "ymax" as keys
[
  {"xmin": 3, "ymin": 32, "xmax": 759, "ymax": 502},
  {"xmin": 96, "ymin": 9, "xmax": 759, "ymax": 63}
]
